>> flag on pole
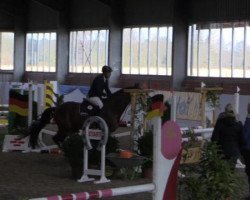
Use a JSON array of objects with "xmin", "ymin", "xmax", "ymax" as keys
[
  {"xmin": 9, "ymin": 90, "xmax": 28, "ymax": 116},
  {"xmin": 146, "ymin": 94, "xmax": 165, "ymax": 120}
]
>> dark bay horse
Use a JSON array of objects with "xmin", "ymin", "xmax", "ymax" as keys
[{"xmin": 52, "ymin": 87, "xmax": 132, "ymax": 147}]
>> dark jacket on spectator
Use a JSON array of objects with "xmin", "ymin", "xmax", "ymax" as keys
[
  {"xmin": 242, "ymin": 115, "xmax": 250, "ymax": 150},
  {"xmin": 242, "ymin": 114, "xmax": 250, "ymax": 189},
  {"xmin": 211, "ymin": 113, "xmax": 243, "ymax": 159}
]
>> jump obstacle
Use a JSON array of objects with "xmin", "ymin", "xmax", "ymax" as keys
[
  {"xmin": 78, "ymin": 116, "xmax": 110, "ymax": 184},
  {"xmin": 29, "ymin": 115, "xmax": 183, "ymax": 200},
  {"xmin": 2, "ymin": 81, "xmax": 58, "ymax": 152}
]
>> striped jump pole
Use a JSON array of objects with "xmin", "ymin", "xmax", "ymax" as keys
[
  {"xmin": 30, "ymin": 111, "xmax": 183, "ymax": 200},
  {"xmin": 28, "ymin": 82, "xmax": 33, "ymax": 126},
  {"xmin": 30, "ymin": 184, "xmax": 154, "ymax": 200},
  {"xmin": 44, "ymin": 81, "xmax": 59, "ymax": 110}
]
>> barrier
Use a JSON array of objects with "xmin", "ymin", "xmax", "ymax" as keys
[
  {"xmin": 30, "ymin": 184, "xmax": 155, "ymax": 200},
  {"xmin": 9, "ymin": 83, "xmax": 34, "ymax": 127},
  {"xmin": 0, "ymin": 81, "xmax": 58, "ymax": 131},
  {"xmin": 30, "ymin": 116, "xmax": 183, "ymax": 200},
  {"xmin": 37, "ymin": 128, "xmax": 58, "ymax": 150},
  {"xmin": 78, "ymin": 116, "xmax": 110, "ymax": 184},
  {"xmin": 181, "ymin": 127, "xmax": 214, "ymax": 141}
]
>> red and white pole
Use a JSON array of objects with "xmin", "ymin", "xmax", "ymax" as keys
[{"xmin": 30, "ymin": 184, "xmax": 154, "ymax": 200}]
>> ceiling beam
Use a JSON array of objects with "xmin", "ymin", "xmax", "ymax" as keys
[
  {"xmin": 0, "ymin": 0, "xmax": 27, "ymax": 17},
  {"xmin": 32, "ymin": 0, "xmax": 65, "ymax": 12},
  {"xmin": 96, "ymin": 0, "xmax": 112, "ymax": 7}
]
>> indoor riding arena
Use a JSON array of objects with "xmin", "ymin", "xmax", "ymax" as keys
[{"xmin": 1, "ymin": 0, "xmax": 250, "ymax": 200}]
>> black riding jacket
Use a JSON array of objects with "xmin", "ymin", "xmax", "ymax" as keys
[{"xmin": 88, "ymin": 74, "xmax": 111, "ymax": 101}]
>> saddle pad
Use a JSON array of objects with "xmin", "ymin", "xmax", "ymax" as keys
[{"xmin": 80, "ymin": 99, "xmax": 100, "ymax": 116}]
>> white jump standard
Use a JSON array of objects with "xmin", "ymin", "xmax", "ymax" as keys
[{"xmin": 78, "ymin": 116, "xmax": 110, "ymax": 184}]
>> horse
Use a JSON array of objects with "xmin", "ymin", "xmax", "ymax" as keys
[{"xmin": 52, "ymin": 87, "xmax": 133, "ymax": 147}]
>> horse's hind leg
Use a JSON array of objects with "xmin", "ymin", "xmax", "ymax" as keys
[{"xmin": 52, "ymin": 129, "xmax": 67, "ymax": 148}]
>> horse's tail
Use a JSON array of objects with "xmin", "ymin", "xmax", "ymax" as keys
[{"xmin": 28, "ymin": 120, "xmax": 47, "ymax": 149}]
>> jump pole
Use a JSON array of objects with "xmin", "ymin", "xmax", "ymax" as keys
[
  {"xmin": 29, "ymin": 116, "xmax": 182, "ymax": 200},
  {"xmin": 28, "ymin": 82, "xmax": 33, "ymax": 126}
]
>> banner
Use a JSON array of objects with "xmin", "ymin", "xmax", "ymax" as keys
[
  {"xmin": 151, "ymin": 91, "xmax": 202, "ymax": 121},
  {"xmin": 175, "ymin": 92, "xmax": 201, "ymax": 121}
]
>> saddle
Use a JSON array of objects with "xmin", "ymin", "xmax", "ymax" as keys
[{"xmin": 80, "ymin": 99, "xmax": 101, "ymax": 117}]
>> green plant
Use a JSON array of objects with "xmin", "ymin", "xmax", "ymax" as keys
[
  {"xmin": 137, "ymin": 130, "xmax": 153, "ymax": 168},
  {"xmin": 181, "ymin": 130, "xmax": 203, "ymax": 164},
  {"xmin": 182, "ymin": 129, "xmax": 202, "ymax": 149},
  {"xmin": 206, "ymin": 90, "xmax": 220, "ymax": 108},
  {"xmin": 118, "ymin": 166, "xmax": 141, "ymax": 180},
  {"xmin": 179, "ymin": 141, "xmax": 239, "ymax": 200},
  {"xmin": 62, "ymin": 134, "xmax": 83, "ymax": 179}
]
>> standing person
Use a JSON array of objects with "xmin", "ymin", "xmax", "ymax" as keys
[
  {"xmin": 242, "ymin": 103, "xmax": 250, "ymax": 193},
  {"xmin": 87, "ymin": 65, "xmax": 113, "ymax": 109},
  {"xmin": 211, "ymin": 103, "xmax": 243, "ymax": 169}
]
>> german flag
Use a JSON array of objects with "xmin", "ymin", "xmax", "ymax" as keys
[
  {"xmin": 146, "ymin": 94, "xmax": 165, "ymax": 120},
  {"xmin": 9, "ymin": 90, "xmax": 28, "ymax": 116}
]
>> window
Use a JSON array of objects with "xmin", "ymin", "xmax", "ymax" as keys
[
  {"xmin": 69, "ymin": 29, "xmax": 109, "ymax": 73},
  {"xmin": 188, "ymin": 22, "xmax": 250, "ymax": 78},
  {"xmin": 26, "ymin": 32, "xmax": 56, "ymax": 72},
  {"xmin": 122, "ymin": 26, "xmax": 173, "ymax": 75},
  {"xmin": 0, "ymin": 32, "xmax": 14, "ymax": 70}
]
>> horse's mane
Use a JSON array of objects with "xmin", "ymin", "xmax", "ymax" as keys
[
  {"xmin": 103, "ymin": 85, "xmax": 139, "ymax": 106},
  {"xmin": 104, "ymin": 89, "xmax": 128, "ymax": 107},
  {"xmin": 100, "ymin": 86, "xmax": 139, "ymax": 132},
  {"xmin": 111, "ymin": 88, "xmax": 125, "ymax": 96},
  {"xmin": 111, "ymin": 85, "xmax": 140, "ymax": 97}
]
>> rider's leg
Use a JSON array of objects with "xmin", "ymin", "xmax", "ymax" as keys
[{"xmin": 87, "ymin": 97, "xmax": 104, "ymax": 109}]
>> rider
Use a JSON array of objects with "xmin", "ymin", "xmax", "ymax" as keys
[{"xmin": 87, "ymin": 65, "xmax": 113, "ymax": 109}]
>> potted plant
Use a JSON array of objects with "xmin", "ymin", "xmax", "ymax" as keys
[
  {"xmin": 137, "ymin": 130, "xmax": 153, "ymax": 178},
  {"xmin": 178, "ymin": 141, "xmax": 239, "ymax": 200},
  {"xmin": 62, "ymin": 133, "xmax": 119, "ymax": 180},
  {"xmin": 62, "ymin": 134, "xmax": 83, "ymax": 180}
]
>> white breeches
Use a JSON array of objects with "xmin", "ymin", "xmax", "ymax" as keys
[{"xmin": 87, "ymin": 97, "xmax": 103, "ymax": 109}]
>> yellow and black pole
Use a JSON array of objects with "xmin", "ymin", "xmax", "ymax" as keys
[{"xmin": 44, "ymin": 81, "xmax": 55, "ymax": 110}]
